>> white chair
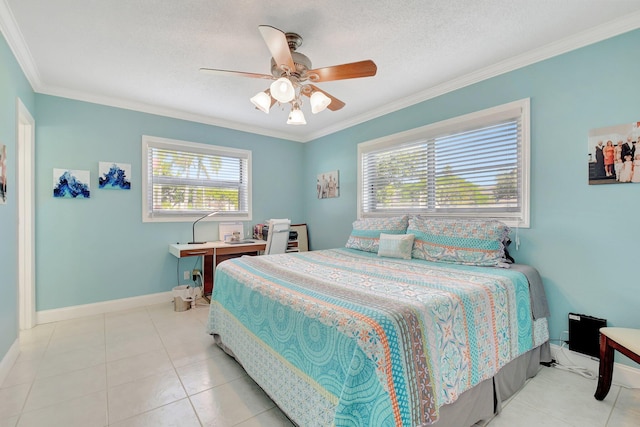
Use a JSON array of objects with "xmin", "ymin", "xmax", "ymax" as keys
[
  {"xmin": 594, "ymin": 327, "xmax": 640, "ymax": 400},
  {"xmin": 264, "ymin": 219, "xmax": 291, "ymax": 255}
]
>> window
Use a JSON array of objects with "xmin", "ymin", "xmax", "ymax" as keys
[
  {"xmin": 358, "ymin": 99, "xmax": 530, "ymax": 227},
  {"xmin": 142, "ymin": 135, "xmax": 251, "ymax": 222}
]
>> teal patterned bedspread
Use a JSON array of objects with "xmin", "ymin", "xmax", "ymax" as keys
[{"xmin": 207, "ymin": 248, "xmax": 549, "ymax": 426}]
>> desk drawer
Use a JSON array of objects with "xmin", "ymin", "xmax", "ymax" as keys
[
  {"xmin": 179, "ymin": 248, "xmax": 213, "ymax": 257},
  {"xmin": 215, "ymin": 244, "xmax": 265, "ymax": 255}
]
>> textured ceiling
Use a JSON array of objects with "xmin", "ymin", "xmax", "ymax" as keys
[{"xmin": 2, "ymin": 0, "xmax": 640, "ymax": 142}]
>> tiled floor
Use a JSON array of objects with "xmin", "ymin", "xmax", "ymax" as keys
[{"xmin": 1, "ymin": 300, "xmax": 638, "ymax": 427}]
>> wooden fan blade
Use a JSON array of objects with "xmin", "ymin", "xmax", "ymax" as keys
[
  {"xmin": 307, "ymin": 60, "xmax": 377, "ymax": 82},
  {"xmin": 199, "ymin": 68, "xmax": 273, "ymax": 80},
  {"xmin": 258, "ymin": 25, "xmax": 295, "ymax": 73},
  {"xmin": 304, "ymin": 85, "xmax": 345, "ymax": 111}
]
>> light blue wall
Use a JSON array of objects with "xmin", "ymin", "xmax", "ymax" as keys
[
  {"xmin": 3, "ymin": 25, "xmax": 640, "ymax": 369},
  {"xmin": 34, "ymin": 94, "xmax": 304, "ymax": 310},
  {"xmin": 304, "ymin": 29, "xmax": 640, "ymax": 352},
  {"xmin": 0, "ymin": 34, "xmax": 35, "ymax": 358}
]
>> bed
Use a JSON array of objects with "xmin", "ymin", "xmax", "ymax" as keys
[{"xmin": 207, "ymin": 217, "xmax": 551, "ymax": 426}]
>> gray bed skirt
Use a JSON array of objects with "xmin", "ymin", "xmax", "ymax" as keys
[
  {"xmin": 214, "ymin": 334, "xmax": 550, "ymax": 427},
  {"xmin": 435, "ymin": 341, "xmax": 551, "ymax": 427}
]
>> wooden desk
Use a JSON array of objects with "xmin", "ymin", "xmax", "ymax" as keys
[{"xmin": 169, "ymin": 240, "xmax": 266, "ymax": 295}]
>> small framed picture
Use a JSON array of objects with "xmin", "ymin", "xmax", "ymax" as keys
[
  {"xmin": 589, "ymin": 121, "xmax": 640, "ymax": 185},
  {"xmin": 219, "ymin": 222, "xmax": 244, "ymax": 242},
  {"xmin": 317, "ymin": 170, "xmax": 339, "ymax": 199},
  {"xmin": 99, "ymin": 162, "xmax": 131, "ymax": 190},
  {"xmin": 53, "ymin": 169, "xmax": 91, "ymax": 198}
]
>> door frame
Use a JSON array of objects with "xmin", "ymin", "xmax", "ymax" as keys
[{"xmin": 17, "ymin": 98, "xmax": 35, "ymax": 330}]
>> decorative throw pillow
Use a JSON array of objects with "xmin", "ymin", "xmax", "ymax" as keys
[
  {"xmin": 408, "ymin": 217, "xmax": 511, "ymax": 267},
  {"xmin": 377, "ymin": 233, "xmax": 415, "ymax": 259},
  {"xmin": 345, "ymin": 216, "xmax": 409, "ymax": 253}
]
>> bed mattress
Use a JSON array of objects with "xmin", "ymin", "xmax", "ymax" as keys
[{"xmin": 207, "ymin": 248, "xmax": 549, "ymax": 426}]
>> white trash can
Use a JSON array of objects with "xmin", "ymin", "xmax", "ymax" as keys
[{"xmin": 173, "ymin": 285, "xmax": 194, "ymax": 312}]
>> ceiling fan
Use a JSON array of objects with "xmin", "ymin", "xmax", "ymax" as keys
[{"xmin": 200, "ymin": 25, "xmax": 377, "ymax": 125}]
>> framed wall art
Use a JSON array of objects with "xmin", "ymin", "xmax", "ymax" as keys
[
  {"xmin": 99, "ymin": 161, "xmax": 131, "ymax": 190},
  {"xmin": 53, "ymin": 168, "xmax": 91, "ymax": 198},
  {"xmin": 588, "ymin": 121, "xmax": 640, "ymax": 185},
  {"xmin": 317, "ymin": 170, "xmax": 339, "ymax": 199}
]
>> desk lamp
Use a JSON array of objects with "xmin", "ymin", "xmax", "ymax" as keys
[{"xmin": 189, "ymin": 211, "xmax": 219, "ymax": 244}]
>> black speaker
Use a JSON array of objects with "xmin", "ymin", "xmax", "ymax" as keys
[{"xmin": 568, "ymin": 313, "xmax": 607, "ymax": 358}]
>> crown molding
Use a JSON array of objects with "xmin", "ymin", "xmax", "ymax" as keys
[
  {"xmin": 0, "ymin": 0, "xmax": 41, "ymax": 90},
  {"xmin": 1, "ymin": 1, "xmax": 639, "ymax": 143},
  {"xmin": 303, "ymin": 11, "xmax": 640, "ymax": 142},
  {"xmin": 40, "ymin": 84, "xmax": 306, "ymax": 143}
]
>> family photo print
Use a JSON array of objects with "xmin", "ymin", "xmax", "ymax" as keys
[{"xmin": 589, "ymin": 121, "xmax": 640, "ymax": 185}]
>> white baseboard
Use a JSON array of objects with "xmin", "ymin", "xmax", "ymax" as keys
[
  {"xmin": 550, "ymin": 343, "xmax": 640, "ymax": 389},
  {"xmin": 36, "ymin": 291, "xmax": 173, "ymax": 324},
  {"xmin": 0, "ymin": 339, "xmax": 20, "ymax": 387}
]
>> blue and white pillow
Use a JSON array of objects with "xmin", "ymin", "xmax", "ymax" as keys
[
  {"xmin": 408, "ymin": 217, "xmax": 511, "ymax": 267},
  {"xmin": 345, "ymin": 216, "xmax": 409, "ymax": 253},
  {"xmin": 377, "ymin": 233, "xmax": 415, "ymax": 259}
]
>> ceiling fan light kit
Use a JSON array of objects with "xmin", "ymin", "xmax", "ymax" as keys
[
  {"xmin": 287, "ymin": 105, "xmax": 307, "ymax": 125},
  {"xmin": 269, "ymin": 77, "xmax": 295, "ymax": 103},
  {"xmin": 250, "ymin": 91, "xmax": 272, "ymax": 114},
  {"xmin": 201, "ymin": 25, "xmax": 377, "ymax": 125},
  {"xmin": 310, "ymin": 91, "xmax": 331, "ymax": 114}
]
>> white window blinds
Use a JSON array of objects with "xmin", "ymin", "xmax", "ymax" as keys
[
  {"xmin": 359, "ymin": 99, "xmax": 529, "ymax": 226},
  {"xmin": 142, "ymin": 136, "xmax": 251, "ymax": 222}
]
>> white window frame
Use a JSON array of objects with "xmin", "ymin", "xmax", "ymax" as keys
[
  {"xmin": 142, "ymin": 135, "xmax": 252, "ymax": 223},
  {"xmin": 357, "ymin": 98, "xmax": 530, "ymax": 227}
]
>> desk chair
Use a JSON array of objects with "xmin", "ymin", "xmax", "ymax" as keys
[
  {"xmin": 594, "ymin": 327, "xmax": 640, "ymax": 400},
  {"xmin": 264, "ymin": 219, "xmax": 291, "ymax": 255}
]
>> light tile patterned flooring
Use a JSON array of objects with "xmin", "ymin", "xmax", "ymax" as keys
[{"xmin": 1, "ymin": 300, "xmax": 639, "ymax": 427}]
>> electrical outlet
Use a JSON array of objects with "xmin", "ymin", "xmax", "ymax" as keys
[{"xmin": 183, "ymin": 270, "xmax": 190, "ymax": 280}]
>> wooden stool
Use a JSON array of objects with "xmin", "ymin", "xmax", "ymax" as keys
[{"xmin": 594, "ymin": 327, "xmax": 640, "ymax": 400}]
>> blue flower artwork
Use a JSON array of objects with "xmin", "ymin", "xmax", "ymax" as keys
[
  {"xmin": 53, "ymin": 169, "xmax": 91, "ymax": 199},
  {"xmin": 99, "ymin": 162, "xmax": 131, "ymax": 190}
]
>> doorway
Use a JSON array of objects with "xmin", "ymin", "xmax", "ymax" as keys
[{"xmin": 17, "ymin": 98, "xmax": 35, "ymax": 329}]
